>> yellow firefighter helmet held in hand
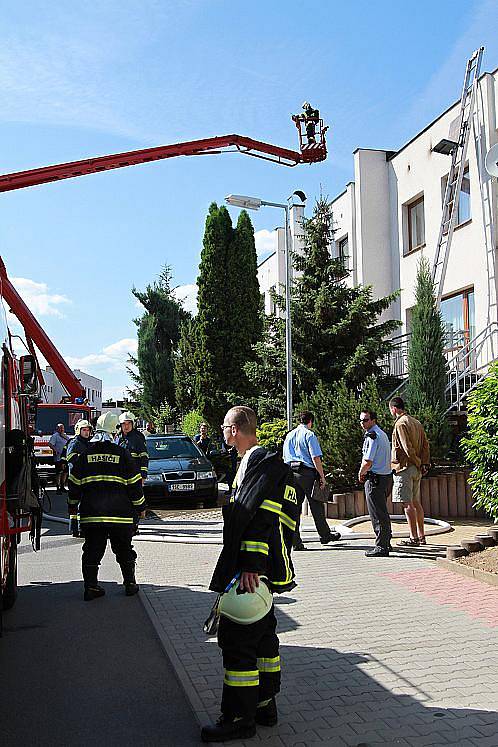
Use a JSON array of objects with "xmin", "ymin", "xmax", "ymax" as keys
[
  {"xmin": 74, "ymin": 419, "xmax": 91, "ymax": 436},
  {"xmin": 219, "ymin": 578, "xmax": 272, "ymax": 625},
  {"xmin": 119, "ymin": 411, "xmax": 136, "ymax": 425},
  {"xmin": 96, "ymin": 412, "xmax": 120, "ymax": 434}
]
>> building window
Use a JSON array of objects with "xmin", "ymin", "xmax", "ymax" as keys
[
  {"xmin": 338, "ymin": 236, "xmax": 349, "ymax": 271},
  {"xmin": 442, "ymin": 165, "xmax": 471, "ymax": 227},
  {"xmin": 406, "ymin": 196, "xmax": 425, "ymax": 254},
  {"xmin": 441, "ymin": 287, "xmax": 475, "ymax": 352}
]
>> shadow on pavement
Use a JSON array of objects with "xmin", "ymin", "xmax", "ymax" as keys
[
  {"xmin": 0, "ymin": 578, "xmax": 199, "ymax": 747},
  {"xmin": 138, "ymin": 582, "xmax": 498, "ymax": 745}
]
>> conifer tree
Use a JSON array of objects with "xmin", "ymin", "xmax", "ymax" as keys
[
  {"xmin": 194, "ymin": 204, "xmax": 235, "ymax": 425},
  {"xmin": 129, "ymin": 267, "xmax": 186, "ymax": 418},
  {"xmin": 407, "ymin": 256, "xmax": 447, "ymax": 411},
  {"xmin": 194, "ymin": 204, "xmax": 262, "ymax": 425},
  {"xmin": 406, "ymin": 256, "xmax": 450, "ymax": 458},
  {"xmin": 246, "ymin": 197, "xmax": 400, "ymax": 413},
  {"xmin": 224, "ymin": 209, "xmax": 263, "ymax": 396},
  {"xmin": 174, "ymin": 316, "xmax": 197, "ymax": 417}
]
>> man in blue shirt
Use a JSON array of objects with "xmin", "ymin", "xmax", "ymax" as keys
[
  {"xmin": 358, "ymin": 409, "xmax": 393, "ymax": 557},
  {"xmin": 283, "ymin": 411, "xmax": 341, "ymax": 550}
]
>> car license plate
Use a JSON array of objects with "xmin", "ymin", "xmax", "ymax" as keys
[{"xmin": 169, "ymin": 482, "xmax": 195, "ymax": 492}]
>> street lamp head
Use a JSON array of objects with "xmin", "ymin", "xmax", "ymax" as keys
[
  {"xmin": 225, "ymin": 194, "xmax": 262, "ymax": 210},
  {"xmin": 292, "ymin": 190, "xmax": 307, "ymax": 203}
]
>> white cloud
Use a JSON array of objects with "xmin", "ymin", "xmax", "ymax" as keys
[
  {"xmin": 173, "ymin": 283, "xmax": 198, "ymax": 315},
  {"xmin": 11, "ymin": 277, "xmax": 70, "ymax": 317},
  {"xmin": 255, "ymin": 229, "xmax": 278, "ymax": 261},
  {"xmin": 66, "ymin": 337, "xmax": 137, "ymax": 374}
]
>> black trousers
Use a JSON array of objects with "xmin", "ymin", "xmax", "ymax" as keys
[
  {"xmin": 365, "ymin": 474, "xmax": 393, "ymax": 550},
  {"xmin": 292, "ymin": 466, "xmax": 331, "ymax": 543},
  {"xmin": 218, "ymin": 607, "xmax": 280, "ymax": 721},
  {"xmin": 81, "ymin": 525, "xmax": 137, "ymax": 567}
]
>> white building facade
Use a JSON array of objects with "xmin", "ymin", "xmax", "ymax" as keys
[
  {"xmin": 258, "ymin": 67, "xmax": 498, "ymax": 384},
  {"xmin": 42, "ymin": 366, "xmax": 103, "ymax": 413}
]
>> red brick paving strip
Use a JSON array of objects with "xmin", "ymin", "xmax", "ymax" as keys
[{"xmin": 383, "ymin": 568, "xmax": 498, "ymax": 628}]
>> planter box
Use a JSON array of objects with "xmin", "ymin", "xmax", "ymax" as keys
[{"xmin": 326, "ymin": 470, "xmax": 486, "ymax": 520}]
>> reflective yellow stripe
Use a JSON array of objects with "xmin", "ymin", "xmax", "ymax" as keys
[
  {"xmin": 80, "ymin": 516, "xmax": 134, "ymax": 524},
  {"xmin": 132, "ymin": 497, "xmax": 145, "ymax": 506},
  {"xmin": 127, "ymin": 473, "xmax": 143, "ymax": 484},
  {"xmin": 69, "ymin": 474, "xmax": 82, "ymax": 486},
  {"xmin": 66, "ymin": 452, "xmax": 78, "ymax": 462},
  {"xmin": 260, "ymin": 499, "xmax": 282, "ymax": 515},
  {"xmin": 223, "ymin": 669, "xmax": 259, "ymax": 687},
  {"xmin": 279, "ymin": 511, "xmax": 296, "ymax": 531},
  {"xmin": 279, "ymin": 521, "xmax": 292, "ymax": 584},
  {"xmin": 257, "ymin": 656, "xmax": 281, "ymax": 673},
  {"xmin": 80, "ymin": 475, "xmax": 127, "ymax": 485},
  {"xmin": 240, "ymin": 540, "xmax": 269, "ymax": 555},
  {"xmin": 131, "ymin": 452, "xmax": 149, "ymax": 458}
]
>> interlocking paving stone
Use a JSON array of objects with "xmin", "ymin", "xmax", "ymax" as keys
[{"xmin": 136, "ymin": 527, "xmax": 498, "ymax": 745}]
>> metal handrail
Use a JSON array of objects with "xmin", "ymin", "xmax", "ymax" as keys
[{"xmin": 444, "ymin": 322, "xmax": 498, "ymax": 412}]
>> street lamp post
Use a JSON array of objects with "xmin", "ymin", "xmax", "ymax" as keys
[{"xmin": 226, "ymin": 192, "xmax": 305, "ymax": 430}]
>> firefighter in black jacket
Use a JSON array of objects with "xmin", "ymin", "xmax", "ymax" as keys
[
  {"xmin": 201, "ymin": 406, "xmax": 299, "ymax": 744},
  {"xmin": 65, "ymin": 419, "xmax": 92, "ymax": 537},
  {"xmin": 68, "ymin": 412, "xmax": 146, "ymax": 601},
  {"xmin": 117, "ymin": 411, "xmax": 149, "ymax": 481}
]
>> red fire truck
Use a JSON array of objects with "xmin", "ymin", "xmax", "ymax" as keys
[
  {"xmin": 0, "ymin": 259, "xmax": 95, "ymax": 478},
  {"xmin": 0, "ymin": 305, "xmax": 41, "ymax": 628}
]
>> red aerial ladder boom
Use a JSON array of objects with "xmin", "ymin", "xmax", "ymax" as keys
[
  {"xmin": 0, "ymin": 124, "xmax": 328, "ymax": 194},
  {"xmin": 0, "ymin": 258, "xmax": 84, "ymax": 400}
]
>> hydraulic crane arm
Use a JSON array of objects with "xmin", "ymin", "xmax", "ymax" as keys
[
  {"xmin": 0, "ymin": 131, "xmax": 327, "ymax": 194},
  {"xmin": 0, "ymin": 258, "xmax": 84, "ymax": 399}
]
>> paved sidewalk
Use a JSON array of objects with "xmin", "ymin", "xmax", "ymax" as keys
[{"xmin": 136, "ymin": 524, "xmax": 498, "ymax": 747}]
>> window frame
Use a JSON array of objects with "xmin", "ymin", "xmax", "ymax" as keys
[
  {"xmin": 338, "ymin": 235, "xmax": 349, "ymax": 271},
  {"xmin": 442, "ymin": 164, "xmax": 471, "ymax": 229},
  {"xmin": 406, "ymin": 195, "xmax": 426, "ymax": 255}
]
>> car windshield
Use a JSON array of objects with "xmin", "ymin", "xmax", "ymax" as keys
[{"xmin": 147, "ymin": 437, "xmax": 202, "ymax": 460}]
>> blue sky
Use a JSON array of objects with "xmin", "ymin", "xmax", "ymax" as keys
[{"xmin": 2, "ymin": 0, "xmax": 498, "ymax": 399}]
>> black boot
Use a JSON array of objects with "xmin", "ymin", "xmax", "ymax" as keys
[
  {"xmin": 255, "ymin": 697, "xmax": 278, "ymax": 726},
  {"xmin": 120, "ymin": 562, "xmax": 139, "ymax": 596},
  {"xmin": 201, "ymin": 715, "xmax": 256, "ymax": 743},
  {"xmin": 82, "ymin": 564, "xmax": 105, "ymax": 601}
]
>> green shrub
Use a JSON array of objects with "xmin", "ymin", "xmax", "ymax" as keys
[
  {"xmin": 257, "ymin": 419, "xmax": 288, "ymax": 453},
  {"xmin": 461, "ymin": 362, "xmax": 498, "ymax": 519},
  {"xmin": 181, "ymin": 410, "xmax": 206, "ymax": 437},
  {"xmin": 303, "ymin": 377, "xmax": 389, "ymax": 491},
  {"xmin": 151, "ymin": 400, "xmax": 177, "ymax": 433}
]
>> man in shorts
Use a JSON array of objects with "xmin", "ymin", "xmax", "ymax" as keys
[{"xmin": 389, "ymin": 397, "xmax": 430, "ymax": 547}]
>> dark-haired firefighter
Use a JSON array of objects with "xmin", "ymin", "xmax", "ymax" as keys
[
  {"xmin": 201, "ymin": 406, "xmax": 299, "ymax": 743},
  {"xmin": 68, "ymin": 412, "xmax": 146, "ymax": 601}
]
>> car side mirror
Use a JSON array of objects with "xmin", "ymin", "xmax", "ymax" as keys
[{"xmin": 20, "ymin": 355, "xmax": 38, "ymax": 395}]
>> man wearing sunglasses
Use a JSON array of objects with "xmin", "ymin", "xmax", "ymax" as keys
[{"xmin": 358, "ymin": 409, "xmax": 393, "ymax": 557}]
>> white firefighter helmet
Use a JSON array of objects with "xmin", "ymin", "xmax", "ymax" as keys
[
  {"xmin": 96, "ymin": 412, "xmax": 120, "ymax": 434},
  {"xmin": 218, "ymin": 578, "xmax": 272, "ymax": 625},
  {"xmin": 119, "ymin": 410, "xmax": 136, "ymax": 425},
  {"xmin": 74, "ymin": 419, "xmax": 91, "ymax": 436}
]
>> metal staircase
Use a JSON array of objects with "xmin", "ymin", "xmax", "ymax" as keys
[
  {"xmin": 444, "ymin": 322, "xmax": 498, "ymax": 413},
  {"xmin": 382, "ymin": 323, "xmax": 498, "ymax": 413}
]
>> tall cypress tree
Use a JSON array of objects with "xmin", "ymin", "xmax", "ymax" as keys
[
  {"xmin": 224, "ymin": 210, "xmax": 263, "ymax": 396},
  {"xmin": 407, "ymin": 256, "xmax": 448, "ymax": 411},
  {"xmin": 195, "ymin": 203, "xmax": 234, "ymax": 425},
  {"xmin": 406, "ymin": 256, "xmax": 450, "ymax": 458},
  {"xmin": 194, "ymin": 204, "xmax": 263, "ymax": 425}
]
